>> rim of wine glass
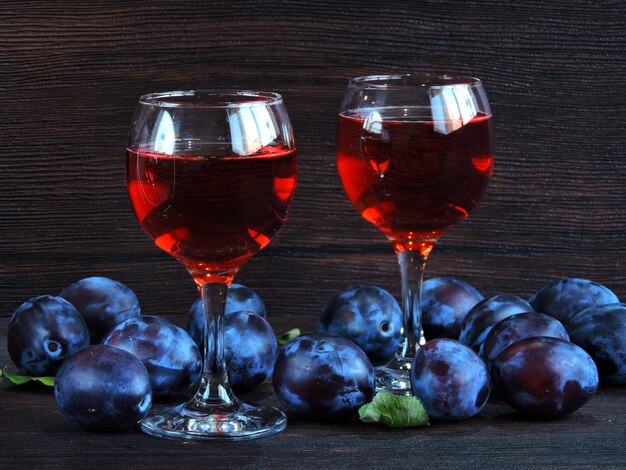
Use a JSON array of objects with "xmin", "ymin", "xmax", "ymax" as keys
[
  {"xmin": 348, "ymin": 73, "xmax": 483, "ymax": 89},
  {"xmin": 138, "ymin": 90, "xmax": 284, "ymax": 108}
]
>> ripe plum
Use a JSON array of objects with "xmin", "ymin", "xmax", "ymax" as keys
[
  {"xmin": 272, "ymin": 333, "xmax": 375, "ymax": 420},
  {"xmin": 567, "ymin": 303, "xmax": 626, "ymax": 385},
  {"xmin": 318, "ymin": 284, "xmax": 402, "ymax": 364},
  {"xmin": 459, "ymin": 295, "xmax": 533, "ymax": 352},
  {"xmin": 60, "ymin": 277, "xmax": 140, "ymax": 343},
  {"xmin": 483, "ymin": 312, "xmax": 569, "ymax": 364},
  {"xmin": 491, "ymin": 337, "xmax": 598, "ymax": 419},
  {"xmin": 421, "ymin": 277, "xmax": 484, "ymax": 340},
  {"xmin": 54, "ymin": 344, "xmax": 152, "ymax": 431},
  {"xmin": 8, "ymin": 295, "xmax": 89, "ymax": 376},
  {"xmin": 103, "ymin": 315, "xmax": 202, "ymax": 399},
  {"xmin": 187, "ymin": 283, "xmax": 266, "ymax": 349},
  {"xmin": 410, "ymin": 338, "xmax": 490, "ymax": 420},
  {"xmin": 529, "ymin": 278, "xmax": 618, "ymax": 325},
  {"xmin": 224, "ymin": 311, "xmax": 277, "ymax": 391}
]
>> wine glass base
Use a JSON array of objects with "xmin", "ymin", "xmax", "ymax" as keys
[
  {"xmin": 375, "ymin": 356, "xmax": 413, "ymax": 395},
  {"xmin": 139, "ymin": 401, "xmax": 287, "ymax": 441}
]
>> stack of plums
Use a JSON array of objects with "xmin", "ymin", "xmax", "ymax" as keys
[
  {"xmin": 6, "ymin": 275, "xmax": 625, "ymax": 430},
  {"xmin": 304, "ymin": 277, "xmax": 624, "ymax": 422},
  {"xmin": 6, "ymin": 278, "xmax": 276, "ymax": 431}
]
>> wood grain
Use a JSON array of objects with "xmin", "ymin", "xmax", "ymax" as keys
[
  {"xmin": 1, "ymin": 1, "xmax": 625, "ymax": 466},
  {"xmin": 1, "ymin": 1, "xmax": 626, "ymax": 322}
]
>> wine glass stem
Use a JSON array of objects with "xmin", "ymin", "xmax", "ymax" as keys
[
  {"xmin": 397, "ymin": 250, "xmax": 428, "ymax": 358},
  {"xmin": 188, "ymin": 282, "xmax": 237, "ymax": 411}
]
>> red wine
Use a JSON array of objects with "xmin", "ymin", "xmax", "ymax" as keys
[
  {"xmin": 337, "ymin": 108, "xmax": 493, "ymax": 254},
  {"xmin": 126, "ymin": 145, "xmax": 297, "ymax": 284}
]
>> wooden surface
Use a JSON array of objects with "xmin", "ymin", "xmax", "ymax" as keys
[{"xmin": 1, "ymin": 0, "xmax": 625, "ymax": 468}]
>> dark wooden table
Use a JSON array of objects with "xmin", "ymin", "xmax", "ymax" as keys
[{"xmin": 1, "ymin": 0, "xmax": 625, "ymax": 468}]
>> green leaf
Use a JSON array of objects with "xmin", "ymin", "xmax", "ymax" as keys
[
  {"xmin": 277, "ymin": 328, "xmax": 301, "ymax": 346},
  {"xmin": 1, "ymin": 367, "xmax": 55, "ymax": 387},
  {"xmin": 359, "ymin": 391, "xmax": 429, "ymax": 428}
]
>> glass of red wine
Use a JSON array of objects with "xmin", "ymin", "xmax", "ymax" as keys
[
  {"xmin": 337, "ymin": 74, "xmax": 494, "ymax": 393},
  {"xmin": 126, "ymin": 90, "xmax": 297, "ymax": 440}
]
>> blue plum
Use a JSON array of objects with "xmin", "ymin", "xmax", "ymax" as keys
[
  {"xmin": 54, "ymin": 344, "xmax": 152, "ymax": 431},
  {"xmin": 410, "ymin": 338, "xmax": 490, "ymax": 421},
  {"xmin": 225, "ymin": 283, "xmax": 266, "ymax": 317},
  {"xmin": 529, "ymin": 278, "xmax": 619, "ymax": 325},
  {"xmin": 187, "ymin": 283, "xmax": 266, "ymax": 348},
  {"xmin": 458, "ymin": 294, "xmax": 533, "ymax": 352},
  {"xmin": 421, "ymin": 277, "xmax": 484, "ymax": 340},
  {"xmin": 318, "ymin": 284, "xmax": 402, "ymax": 364},
  {"xmin": 491, "ymin": 337, "xmax": 598, "ymax": 419},
  {"xmin": 224, "ymin": 311, "xmax": 277, "ymax": 391},
  {"xmin": 272, "ymin": 333, "xmax": 375, "ymax": 420},
  {"xmin": 8, "ymin": 295, "xmax": 90, "ymax": 376},
  {"xmin": 567, "ymin": 303, "xmax": 626, "ymax": 385},
  {"xmin": 103, "ymin": 315, "xmax": 202, "ymax": 399},
  {"xmin": 483, "ymin": 312, "xmax": 569, "ymax": 364},
  {"xmin": 60, "ymin": 277, "xmax": 141, "ymax": 343}
]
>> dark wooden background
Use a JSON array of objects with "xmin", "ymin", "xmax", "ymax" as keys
[{"xmin": 1, "ymin": 1, "xmax": 625, "ymax": 468}]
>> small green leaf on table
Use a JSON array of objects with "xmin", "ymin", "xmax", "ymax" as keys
[
  {"xmin": 278, "ymin": 328, "xmax": 301, "ymax": 346},
  {"xmin": 359, "ymin": 391, "xmax": 429, "ymax": 428},
  {"xmin": 1, "ymin": 367, "xmax": 55, "ymax": 387}
]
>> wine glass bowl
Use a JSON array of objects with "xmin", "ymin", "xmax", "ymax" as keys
[
  {"xmin": 126, "ymin": 90, "xmax": 296, "ymax": 440},
  {"xmin": 336, "ymin": 74, "xmax": 494, "ymax": 393},
  {"xmin": 127, "ymin": 90, "xmax": 297, "ymax": 286}
]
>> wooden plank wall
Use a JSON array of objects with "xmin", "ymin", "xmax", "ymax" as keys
[{"xmin": 1, "ymin": 0, "xmax": 625, "ymax": 324}]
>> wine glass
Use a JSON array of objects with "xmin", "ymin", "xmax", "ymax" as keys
[
  {"xmin": 126, "ymin": 90, "xmax": 297, "ymax": 440},
  {"xmin": 336, "ymin": 74, "xmax": 494, "ymax": 393}
]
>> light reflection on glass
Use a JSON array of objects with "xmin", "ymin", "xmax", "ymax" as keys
[
  {"xmin": 363, "ymin": 110, "xmax": 384, "ymax": 135},
  {"xmin": 152, "ymin": 110, "xmax": 176, "ymax": 154},
  {"xmin": 430, "ymin": 85, "xmax": 478, "ymax": 135},
  {"xmin": 228, "ymin": 105, "xmax": 278, "ymax": 156}
]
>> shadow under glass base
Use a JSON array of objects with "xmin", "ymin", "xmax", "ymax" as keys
[
  {"xmin": 139, "ymin": 400, "xmax": 287, "ymax": 442},
  {"xmin": 375, "ymin": 356, "xmax": 413, "ymax": 395}
]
